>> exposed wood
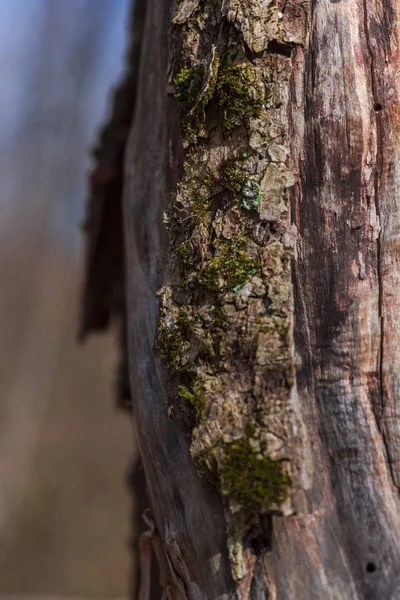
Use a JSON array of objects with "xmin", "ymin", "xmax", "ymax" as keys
[
  {"xmin": 272, "ymin": 1, "xmax": 400, "ymax": 597},
  {"xmin": 82, "ymin": 0, "xmax": 400, "ymax": 597}
]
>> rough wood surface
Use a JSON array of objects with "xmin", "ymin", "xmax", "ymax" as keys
[
  {"xmin": 123, "ymin": 0, "xmax": 235, "ymax": 596},
  {"xmin": 83, "ymin": 0, "xmax": 400, "ymax": 596},
  {"xmin": 274, "ymin": 1, "xmax": 400, "ymax": 598}
]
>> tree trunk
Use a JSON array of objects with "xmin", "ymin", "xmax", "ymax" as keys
[{"xmin": 83, "ymin": 0, "xmax": 400, "ymax": 597}]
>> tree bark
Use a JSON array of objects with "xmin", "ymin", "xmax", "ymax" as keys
[{"xmin": 83, "ymin": 0, "xmax": 400, "ymax": 597}]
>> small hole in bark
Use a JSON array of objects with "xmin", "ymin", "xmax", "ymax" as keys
[
  {"xmin": 267, "ymin": 40, "xmax": 294, "ymax": 58},
  {"xmin": 366, "ymin": 562, "xmax": 376, "ymax": 573},
  {"xmin": 263, "ymin": 294, "xmax": 272, "ymax": 313},
  {"xmin": 250, "ymin": 535, "xmax": 271, "ymax": 556},
  {"xmin": 250, "ymin": 537, "xmax": 263, "ymax": 556},
  {"xmin": 269, "ymin": 221, "xmax": 279, "ymax": 234},
  {"xmin": 374, "ymin": 103, "xmax": 383, "ymax": 111}
]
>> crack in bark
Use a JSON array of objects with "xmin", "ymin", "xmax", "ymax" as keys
[{"xmin": 362, "ymin": 0, "xmax": 399, "ymax": 492}]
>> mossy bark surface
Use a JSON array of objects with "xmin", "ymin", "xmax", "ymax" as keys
[
  {"xmin": 155, "ymin": 0, "xmax": 313, "ymax": 578},
  {"xmin": 118, "ymin": 0, "xmax": 400, "ymax": 597},
  {"xmin": 122, "ymin": 0, "xmax": 310, "ymax": 595}
]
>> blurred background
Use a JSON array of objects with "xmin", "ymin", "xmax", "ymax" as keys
[{"xmin": 0, "ymin": 0, "xmax": 135, "ymax": 598}]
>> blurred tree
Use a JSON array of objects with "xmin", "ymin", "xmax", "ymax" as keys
[{"xmin": 0, "ymin": 0, "xmax": 133, "ymax": 596}]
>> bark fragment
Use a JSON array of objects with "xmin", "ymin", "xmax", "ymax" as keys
[{"xmin": 154, "ymin": 0, "xmax": 311, "ymax": 582}]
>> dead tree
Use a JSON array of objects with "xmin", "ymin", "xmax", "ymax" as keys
[{"xmin": 82, "ymin": 0, "xmax": 400, "ymax": 597}]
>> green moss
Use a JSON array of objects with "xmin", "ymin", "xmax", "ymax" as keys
[
  {"xmin": 176, "ymin": 242, "xmax": 190, "ymax": 269},
  {"xmin": 174, "ymin": 192, "xmax": 211, "ymax": 226},
  {"xmin": 199, "ymin": 262, "xmax": 220, "ymax": 292},
  {"xmin": 173, "ymin": 55, "xmax": 220, "ymax": 144},
  {"xmin": 216, "ymin": 64, "xmax": 262, "ymax": 132},
  {"xmin": 174, "ymin": 65, "xmax": 205, "ymax": 105},
  {"xmin": 191, "ymin": 195, "xmax": 211, "ymax": 224},
  {"xmin": 220, "ymin": 430, "xmax": 291, "ymax": 512},
  {"xmin": 193, "ymin": 444, "xmax": 220, "ymax": 484},
  {"xmin": 210, "ymin": 305, "xmax": 226, "ymax": 328},
  {"xmin": 200, "ymin": 237, "xmax": 260, "ymax": 293},
  {"xmin": 154, "ymin": 327, "xmax": 183, "ymax": 371},
  {"xmin": 174, "ymin": 65, "xmax": 206, "ymax": 142},
  {"xmin": 179, "ymin": 380, "xmax": 206, "ymax": 424},
  {"xmin": 174, "ymin": 60, "xmax": 262, "ymax": 141},
  {"xmin": 223, "ymin": 166, "xmax": 247, "ymax": 193},
  {"xmin": 155, "ymin": 307, "xmax": 199, "ymax": 372},
  {"xmin": 192, "ymin": 424, "xmax": 292, "ymax": 513}
]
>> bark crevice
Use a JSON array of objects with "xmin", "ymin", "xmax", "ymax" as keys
[{"xmin": 362, "ymin": 0, "xmax": 399, "ymax": 493}]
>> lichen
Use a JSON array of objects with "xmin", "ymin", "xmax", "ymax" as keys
[
  {"xmin": 241, "ymin": 181, "xmax": 263, "ymax": 210},
  {"xmin": 222, "ymin": 165, "xmax": 264, "ymax": 211}
]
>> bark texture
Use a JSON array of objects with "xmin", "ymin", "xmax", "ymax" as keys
[
  {"xmin": 123, "ymin": 0, "xmax": 311, "ymax": 595},
  {"xmin": 270, "ymin": 1, "xmax": 400, "ymax": 598},
  {"xmin": 83, "ymin": 0, "xmax": 400, "ymax": 597}
]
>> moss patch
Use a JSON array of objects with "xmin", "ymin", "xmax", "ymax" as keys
[
  {"xmin": 174, "ymin": 190, "xmax": 211, "ymax": 226},
  {"xmin": 193, "ymin": 425, "xmax": 291, "ymax": 513},
  {"xmin": 174, "ymin": 65, "xmax": 207, "ymax": 143},
  {"xmin": 174, "ymin": 65, "xmax": 205, "ymax": 104},
  {"xmin": 216, "ymin": 65, "xmax": 262, "ymax": 132},
  {"xmin": 154, "ymin": 326, "xmax": 185, "ymax": 372},
  {"xmin": 179, "ymin": 380, "xmax": 206, "ymax": 424},
  {"xmin": 176, "ymin": 241, "xmax": 190, "ymax": 270},
  {"xmin": 173, "ymin": 59, "xmax": 264, "ymax": 143},
  {"xmin": 220, "ymin": 433, "xmax": 291, "ymax": 512},
  {"xmin": 199, "ymin": 236, "xmax": 260, "ymax": 293},
  {"xmin": 223, "ymin": 166, "xmax": 248, "ymax": 193}
]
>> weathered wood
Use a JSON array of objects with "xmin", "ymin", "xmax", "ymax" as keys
[
  {"xmin": 123, "ymin": 0, "xmax": 236, "ymax": 595},
  {"xmin": 83, "ymin": 0, "xmax": 400, "ymax": 596},
  {"xmin": 267, "ymin": 1, "xmax": 400, "ymax": 598}
]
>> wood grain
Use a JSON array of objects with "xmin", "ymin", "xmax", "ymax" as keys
[{"xmin": 120, "ymin": 0, "xmax": 400, "ymax": 597}]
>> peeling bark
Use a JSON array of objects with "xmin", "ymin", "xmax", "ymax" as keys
[{"xmin": 82, "ymin": 0, "xmax": 400, "ymax": 597}]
